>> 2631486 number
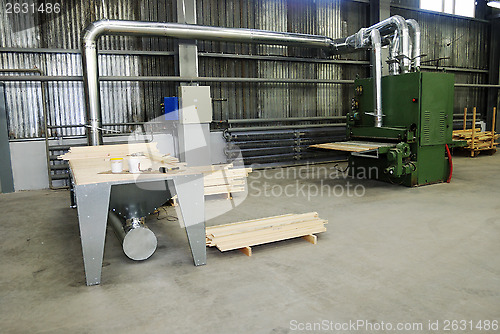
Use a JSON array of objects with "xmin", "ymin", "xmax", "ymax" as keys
[
  {"xmin": 443, "ymin": 320, "xmax": 498, "ymax": 331},
  {"xmin": 6, "ymin": 2, "xmax": 61, "ymax": 14}
]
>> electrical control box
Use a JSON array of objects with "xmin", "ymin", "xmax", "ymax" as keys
[{"xmin": 178, "ymin": 86, "xmax": 212, "ymax": 124}]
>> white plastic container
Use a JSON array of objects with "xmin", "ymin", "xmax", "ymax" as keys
[
  {"xmin": 128, "ymin": 157, "xmax": 141, "ymax": 173},
  {"xmin": 110, "ymin": 158, "xmax": 123, "ymax": 173}
]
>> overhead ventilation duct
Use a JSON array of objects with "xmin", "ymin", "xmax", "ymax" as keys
[{"xmin": 82, "ymin": 16, "xmax": 418, "ymax": 145}]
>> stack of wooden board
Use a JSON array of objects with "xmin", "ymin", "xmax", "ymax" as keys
[
  {"xmin": 200, "ymin": 164, "xmax": 252, "ymax": 197},
  {"xmin": 455, "ymin": 107, "xmax": 497, "ymax": 157},
  {"xmin": 206, "ymin": 212, "xmax": 327, "ymax": 256},
  {"xmin": 452, "ymin": 129, "xmax": 498, "ymax": 154},
  {"xmin": 171, "ymin": 164, "xmax": 252, "ymax": 201}
]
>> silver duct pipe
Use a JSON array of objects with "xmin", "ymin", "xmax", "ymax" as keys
[
  {"xmin": 406, "ymin": 19, "xmax": 421, "ymax": 70},
  {"xmin": 82, "ymin": 21, "xmax": 339, "ymax": 145},
  {"xmin": 108, "ymin": 211, "xmax": 157, "ymax": 261},
  {"xmin": 389, "ymin": 33, "xmax": 400, "ymax": 75},
  {"xmin": 370, "ymin": 29, "xmax": 383, "ymax": 128},
  {"xmin": 366, "ymin": 15, "xmax": 410, "ymax": 73},
  {"xmin": 82, "ymin": 16, "xmax": 414, "ymax": 145}
]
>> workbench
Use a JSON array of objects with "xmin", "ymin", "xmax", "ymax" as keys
[{"xmin": 62, "ymin": 143, "xmax": 206, "ymax": 286}]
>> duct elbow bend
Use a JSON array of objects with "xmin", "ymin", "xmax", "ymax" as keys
[
  {"xmin": 406, "ymin": 19, "xmax": 421, "ymax": 69},
  {"xmin": 82, "ymin": 19, "xmax": 112, "ymax": 47},
  {"xmin": 389, "ymin": 16, "xmax": 410, "ymax": 72}
]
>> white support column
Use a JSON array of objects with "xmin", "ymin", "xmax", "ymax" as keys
[{"xmin": 371, "ymin": 0, "xmax": 391, "ymax": 76}]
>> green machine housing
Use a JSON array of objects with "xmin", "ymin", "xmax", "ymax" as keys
[{"xmin": 347, "ymin": 71, "xmax": 454, "ymax": 187}]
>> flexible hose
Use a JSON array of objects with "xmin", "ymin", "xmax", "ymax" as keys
[{"xmin": 445, "ymin": 144, "xmax": 453, "ymax": 183}]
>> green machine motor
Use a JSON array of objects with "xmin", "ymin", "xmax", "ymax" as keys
[{"xmin": 347, "ymin": 71, "xmax": 454, "ymax": 186}]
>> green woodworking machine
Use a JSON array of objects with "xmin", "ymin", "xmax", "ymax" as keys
[{"xmin": 345, "ymin": 71, "xmax": 455, "ymax": 186}]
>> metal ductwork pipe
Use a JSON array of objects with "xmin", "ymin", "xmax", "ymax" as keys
[
  {"xmin": 406, "ymin": 19, "xmax": 421, "ymax": 70},
  {"xmin": 82, "ymin": 20, "xmax": 339, "ymax": 146},
  {"xmin": 370, "ymin": 29, "xmax": 383, "ymax": 128},
  {"xmin": 332, "ymin": 15, "xmax": 410, "ymax": 74},
  {"xmin": 388, "ymin": 33, "xmax": 400, "ymax": 75},
  {"xmin": 365, "ymin": 15, "xmax": 411, "ymax": 73},
  {"xmin": 82, "ymin": 16, "xmax": 414, "ymax": 145},
  {"xmin": 108, "ymin": 211, "xmax": 157, "ymax": 261}
]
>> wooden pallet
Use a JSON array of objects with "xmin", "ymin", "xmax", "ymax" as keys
[
  {"xmin": 453, "ymin": 107, "xmax": 498, "ymax": 157},
  {"xmin": 206, "ymin": 212, "xmax": 327, "ymax": 256}
]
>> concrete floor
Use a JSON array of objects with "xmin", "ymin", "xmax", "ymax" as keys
[{"xmin": 1, "ymin": 154, "xmax": 499, "ymax": 333}]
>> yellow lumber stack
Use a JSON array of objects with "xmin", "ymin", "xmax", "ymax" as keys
[
  {"xmin": 452, "ymin": 129, "xmax": 498, "ymax": 157},
  {"xmin": 452, "ymin": 129, "xmax": 498, "ymax": 149},
  {"xmin": 206, "ymin": 212, "xmax": 327, "ymax": 256},
  {"xmin": 454, "ymin": 107, "xmax": 497, "ymax": 157}
]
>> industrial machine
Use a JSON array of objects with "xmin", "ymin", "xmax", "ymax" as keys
[{"xmin": 346, "ymin": 71, "xmax": 455, "ymax": 186}]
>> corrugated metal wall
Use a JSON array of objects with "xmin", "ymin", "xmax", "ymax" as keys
[
  {"xmin": 0, "ymin": 0, "xmax": 492, "ymax": 139},
  {"xmin": 0, "ymin": 0, "xmax": 178, "ymax": 138},
  {"xmin": 195, "ymin": 0, "xmax": 368, "ymax": 121}
]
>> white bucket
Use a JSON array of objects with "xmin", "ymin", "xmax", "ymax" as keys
[
  {"xmin": 110, "ymin": 158, "xmax": 123, "ymax": 173},
  {"xmin": 128, "ymin": 157, "xmax": 141, "ymax": 173}
]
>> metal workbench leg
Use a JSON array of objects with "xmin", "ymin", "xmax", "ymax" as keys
[
  {"xmin": 172, "ymin": 175, "xmax": 206, "ymax": 266},
  {"xmin": 75, "ymin": 183, "xmax": 111, "ymax": 285}
]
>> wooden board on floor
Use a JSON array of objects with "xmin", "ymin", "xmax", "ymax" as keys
[{"xmin": 206, "ymin": 212, "xmax": 327, "ymax": 255}]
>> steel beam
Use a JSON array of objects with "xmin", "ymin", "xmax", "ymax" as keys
[
  {"xmin": 370, "ymin": 0, "xmax": 391, "ymax": 76},
  {"xmin": 487, "ymin": 19, "xmax": 500, "ymax": 129},
  {"xmin": 0, "ymin": 48, "xmax": 489, "ymax": 74},
  {"xmin": 1, "ymin": 75, "xmax": 497, "ymax": 89},
  {"xmin": 0, "ymin": 83, "xmax": 14, "ymax": 193},
  {"xmin": 75, "ymin": 183, "xmax": 112, "ymax": 286},
  {"xmin": 0, "ymin": 75, "xmax": 354, "ymax": 84},
  {"xmin": 172, "ymin": 175, "xmax": 206, "ymax": 266}
]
